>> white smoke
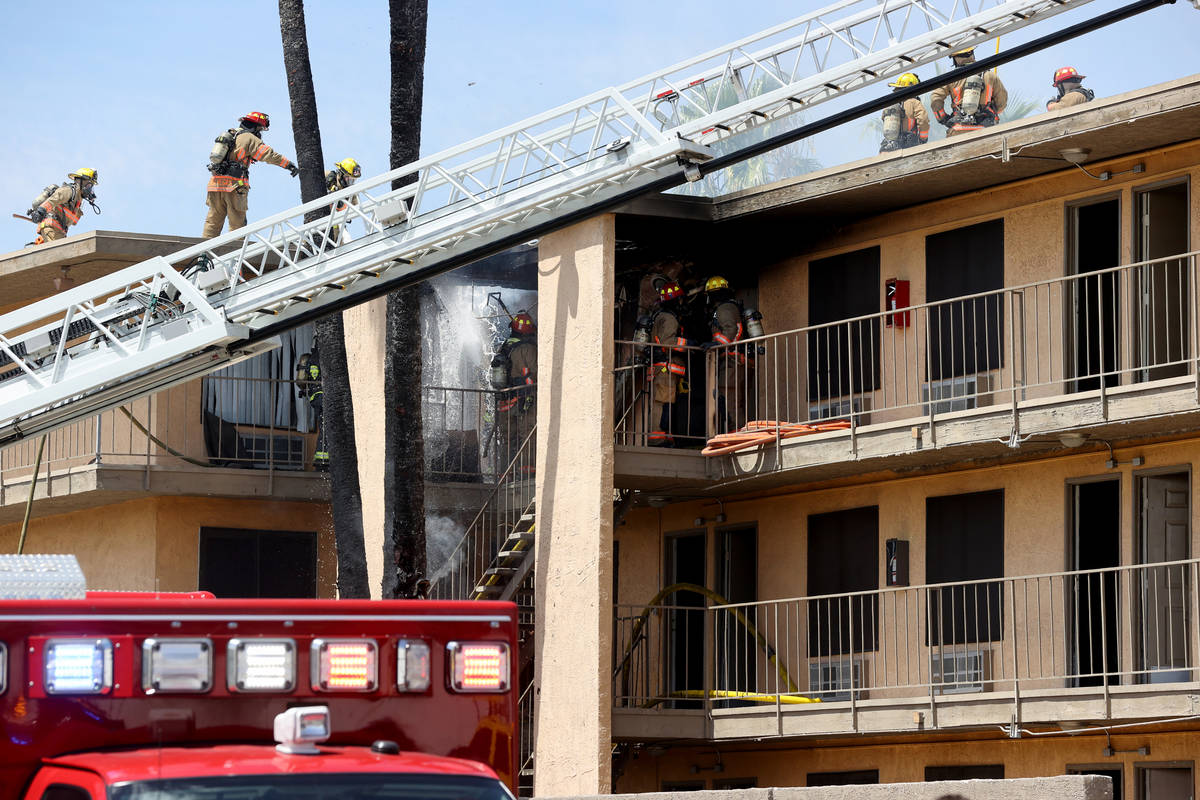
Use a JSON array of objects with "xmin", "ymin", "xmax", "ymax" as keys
[{"xmin": 425, "ymin": 513, "xmax": 465, "ymax": 576}]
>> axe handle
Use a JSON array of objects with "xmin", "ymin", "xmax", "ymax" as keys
[{"xmin": 12, "ymin": 213, "xmax": 34, "ymax": 222}]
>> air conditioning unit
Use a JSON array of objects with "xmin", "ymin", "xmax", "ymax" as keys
[
  {"xmin": 808, "ymin": 657, "xmax": 864, "ymax": 702},
  {"xmin": 922, "ymin": 374, "xmax": 992, "ymax": 415},
  {"xmin": 932, "ymin": 649, "xmax": 989, "ymax": 694},
  {"xmin": 808, "ymin": 396, "xmax": 871, "ymax": 424}
]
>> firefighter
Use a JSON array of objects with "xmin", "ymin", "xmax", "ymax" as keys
[
  {"xmin": 1046, "ymin": 67, "xmax": 1094, "ymax": 112},
  {"xmin": 325, "ymin": 158, "xmax": 362, "ymax": 242},
  {"xmin": 929, "ymin": 48, "xmax": 1008, "ymax": 137},
  {"xmin": 703, "ymin": 276, "xmax": 766, "ymax": 433},
  {"xmin": 640, "ymin": 280, "xmax": 687, "ymax": 447},
  {"xmin": 490, "ymin": 312, "xmax": 537, "ymax": 471},
  {"xmin": 295, "ymin": 350, "xmax": 329, "ymax": 470},
  {"xmin": 879, "ymin": 73, "xmax": 929, "ymax": 153},
  {"xmin": 27, "ymin": 168, "xmax": 99, "ymax": 245},
  {"xmin": 204, "ymin": 111, "xmax": 299, "ymax": 238}
]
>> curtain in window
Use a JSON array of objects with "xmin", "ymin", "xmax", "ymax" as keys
[{"xmin": 202, "ymin": 324, "xmax": 315, "ymax": 432}]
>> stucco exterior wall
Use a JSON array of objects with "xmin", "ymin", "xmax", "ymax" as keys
[
  {"xmin": 613, "ymin": 729, "xmax": 1190, "ymax": 797},
  {"xmin": 0, "ymin": 495, "xmax": 333, "ymax": 595},
  {"xmin": 535, "ymin": 215, "xmax": 616, "ymax": 796},
  {"xmin": 343, "ymin": 298, "xmax": 389, "ymax": 598},
  {"xmin": 617, "ymin": 437, "xmax": 1200, "ymax": 607}
]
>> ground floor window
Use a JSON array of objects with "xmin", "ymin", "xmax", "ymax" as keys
[
  {"xmin": 198, "ymin": 527, "xmax": 318, "ymax": 598},
  {"xmin": 925, "ymin": 765, "xmax": 1004, "ymax": 781},
  {"xmin": 1135, "ymin": 762, "xmax": 1193, "ymax": 800},
  {"xmin": 807, "ymin": 770, "xmax": 879, "ymax": 786}
]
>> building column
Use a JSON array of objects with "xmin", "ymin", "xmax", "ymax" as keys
[
  {"xmin": 534, "ymin": 215, "xmax": 615, "ymax": 795},
  {"xmin": 344, "ymin": 298, "xmax": 388, "ymax": 598}
]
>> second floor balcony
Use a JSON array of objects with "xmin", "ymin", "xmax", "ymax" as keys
[{"xmin": 614, "ymin": 250, "xmax": 1200, "ymax": 490}]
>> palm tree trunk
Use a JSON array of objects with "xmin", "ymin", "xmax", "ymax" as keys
[
  {"xmin": 279, "ymin": 0, "xmax": 369, "ymax": 598},
  {"xmin": 383, "ymin": 0, "xmax": 429, "ymax": 599}
]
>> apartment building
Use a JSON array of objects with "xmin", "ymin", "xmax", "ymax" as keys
[
  {"xmin": 527, "ymin": 74, "xmax": 1200, "ymax": 800},
  {"xmin": 0, "ymin": 232, "xmax": 335, "ymax": 596}
]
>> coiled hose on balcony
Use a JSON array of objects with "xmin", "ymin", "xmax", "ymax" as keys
[
  {"xmin": 613, "ymin": 582, "xmax": 818, "ymax": 706},
  {"xmin": 702, "ymin": 419, "xmax": 851, "ymax": 457}
]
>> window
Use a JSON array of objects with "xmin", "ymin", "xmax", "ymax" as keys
[
  {"xmin": 807, "ymin": 507, "xmax": 879, "ymax": 657},
  {"xmin": 1135, "ymin": 763, "xmax": 1192, "ymax": 800},
  {"xmin": 198, "ymin": 527, "xmax": 318, "ymax": 598},
  {"xmin": 808, "ymin": 770, "xmax": 879, "ymax": 786},
  {"xmin": 926, "ymin": 491, "xmax": 1004, "ymax": 646},
  {"xmin": 202, "ymin": 324, "xmax": 316, "ymax": 468},
  {"xmin": 41, "ymin": 787, "xmax": 92, "ymax": 800},
  {"xmin": 660, "ymin": 781, "xmax": 706, "ymax": 792},
  {"xmin": 924, "ymin": 765, "xmax": 1004, "ymax": 781},
  {"xmin": 715, "ymin": 526, "xmax": 757, "ymax": 699},
  {"xmin": 807, "ymin": 247, "xmax": 881, "ymax": 404},
  {"xmin": 713, "ymin": 778, "xmax": 758, "ymax": 790},
  {"xmin": 926, "ymin": 220, "xmax": 1004, "ymax": 381}
]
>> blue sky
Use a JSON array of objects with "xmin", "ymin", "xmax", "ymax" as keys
[{"xmin": 1, "ymin": 0, "xmax": 1196, "ymax": 249}]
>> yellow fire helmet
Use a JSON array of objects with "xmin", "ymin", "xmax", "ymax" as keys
[
  {"xmin": 705, "ymin": 275, "xmax": 730, "ymax": 293},
  {"xmin": 68, "ymin": 167, "xmax": 99, "ymax": 183},
  {"xmin": 888, "ymin": 72, "xmax": 920, "ymax": 89},
  {"xmin": 336, "ymin": 158, "xmax": 361, "ymax": 178},
  {"xmin": 950, "ymin": 47, "xmax": 975, "ymax": 61}
]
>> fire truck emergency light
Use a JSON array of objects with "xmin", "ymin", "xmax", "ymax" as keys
[
  {"xmin": 142, "ymin": 638, "xmax": 212, "ymax": 693},
  {"xmin": 396, "ymin": 639, "xmax": 430, "ymax": 692},
  {"xmin": 273, "ymin": 705, "xmax": 331, "ymax": 755},
  {"xmin": 228, "ymin": 639, "xmax": 295, "ymax": 692},
  {"xmin": 45, "ymin": 638, "xmax": 113, "ymax": 694},
  {"xmin": 311, "ymin": 639, "xmax": 377, "ymax": 692},
  {"xmin": 446, "ymin": 641, "xmax": 509, "ymax": 692}
]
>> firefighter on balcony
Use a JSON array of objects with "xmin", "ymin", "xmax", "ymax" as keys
[
  {"xmin": 1046, "ymin": 67, "xmax": 1094, "ymax": 111},
  {"xmin": 26, "ymin": 169, "xmax": 100, "ymax": 245},
  {"xmin": 879, "ymin": 73, "xmax": 929, "ymax": 153},
  {"xmin": 325, "ymin": 158, "xmax": 361, "ymax": 242},
  {"xmin": 204, "ymin": 111, "xmax": 299, "ymax": 238},
  {"xmin": 490, "ymin": 312, "xmax": 537, "ymax": 470},
  {"xmin": 929, "ymin": 48, "xmax": 1008, "ymax": 137},
  {"xmin": 702, "ymin": 276, "xmax": 764, "ymax": 433},
  {"xmin": 637, "ymin": 280, "xmax": 688, "ymax": 447},
  {"xmin": 295, "ymin": 350, "xmax": 329, "ymax": 470}
]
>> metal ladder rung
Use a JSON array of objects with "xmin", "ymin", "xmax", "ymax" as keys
[{"xmin": 484, "ymin": 566, "xmax": 517, "ymax": 576}]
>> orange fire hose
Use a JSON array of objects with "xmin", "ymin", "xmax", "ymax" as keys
[{"xmin": 701, "ymin": 419, "xmax": 851, "ymax": 456}]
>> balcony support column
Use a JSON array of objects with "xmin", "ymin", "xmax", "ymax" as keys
[{"xmin": 534, "ymin": 215, "xmax": 615, "ymax": 796}]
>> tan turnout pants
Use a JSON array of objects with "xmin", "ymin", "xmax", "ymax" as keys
[
  {"xmin": 35, "ymin": 225, "xmax": 66, "ymax": 244},
  {"xmin": 203, "ymin": 189, "xmax": 249, "ymax": 238}
]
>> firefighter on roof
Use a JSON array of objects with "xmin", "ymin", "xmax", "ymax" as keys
[
  {"xmin": 1046, "ymin": 67, "xmax": 1094, "ymax": 112},
  {"xmin": 490, "ymin": 312, "xmax": 537, "ymax": 471},
  {"xmin": 26, "ymin": 168, "xmax": 99, "ymax": 245},
  {"xmin": 879, "ymin": 73, "xmax": 929, "ymax": 153},
  {"xmin": 638, "ymin": 280, "xmax": 688, "ymax": 447},
  {"xmin": 929, "ymin": 48, "xmax": 1008, "ymax": 137},
  {"xmin": 204, "ymin": 111, "xmax": 299, "ymax": 238}
]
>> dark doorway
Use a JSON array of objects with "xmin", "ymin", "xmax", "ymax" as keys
[
  {"xmin": 807, "ymin": 247, "xmax": 881, "ymax": 414},
  {"xmin": 926, "ymin": 219, "xmax": 1005, "ymax": 382},
  {"xmin": 1068, "ymin": 198, "xmax": 1121, "ymax": 392},
  {"xmin": 807, "ymin": 506, "xmax": 878, "ymax": 700},
  {"xmin": 665, "ymin": 531, "xmax": 706, "ymax": 707},
  {"xmin": 1133, "ymin": 181, "xmax": 1190, "ymax": 382},
  {"xmin": 1136, "ymin": 472, "xmax": 1191, "ymax": 683},
  {"xmin": 198, "ymin": 527, "xmax": 318, "ymax": 598},
  {"xmin": 714, "ymin": 525, "xmax": 757, "ymax": 700},
  {"xmin": 1069, "ymin": 479, "xmax": 1121, "ymax": 686},
  {"xmin": 926, "ymin": 490, "xmax": 1005, "ymax": 646},
  {"xmin": 1068, "ymin": 765, "xmax": 1123, "ymax": 800}
]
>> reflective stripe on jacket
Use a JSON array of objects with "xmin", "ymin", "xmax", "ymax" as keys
[
  {"xmin": 38, "ymin": 185, "xmax": 82, "ymax": 233},
  {"xmin": 207, "ymin": 130, "xmax": 293, "ymax": 192}
]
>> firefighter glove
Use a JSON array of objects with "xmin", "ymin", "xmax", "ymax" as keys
[
  {"xmin": 288, "ymin": 164, "xmax": 300, "ymax": 177},
  {"xmin": 28, "ymin": 208, "xmax": 46, "ymax": 223}
]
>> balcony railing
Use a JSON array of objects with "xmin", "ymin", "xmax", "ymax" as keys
[
  {"xmin": 0, "ymin": 377, "xmax": 319, "ymax": 489},
  {"xmin": 614, "ymin": 341, "xmax": 708, "ymax": 448},
  {"xmin": 424, "ymin": 385, "xmax": 534, "ymax": 483},
  {"xmin": 614, "ymin": 250, "xmax": 1200, "ymax": 451},
  {"xmin": 613, "ymin": 560, "xmax": 1199, "ymax": 726}
]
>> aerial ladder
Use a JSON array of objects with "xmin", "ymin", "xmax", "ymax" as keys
[{"xmin": 0, "ymin": 0, "xmax": 1163, "ymax": 445}]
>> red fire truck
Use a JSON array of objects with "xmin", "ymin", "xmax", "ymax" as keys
[{"xmin": 0, "ymin": 558, "xmax": 519, "ymax": 800}]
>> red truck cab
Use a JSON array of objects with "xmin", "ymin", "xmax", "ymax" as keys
[{"xmin": 0, "ymin": 557, "xmax": 518, "ymax": 800}]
